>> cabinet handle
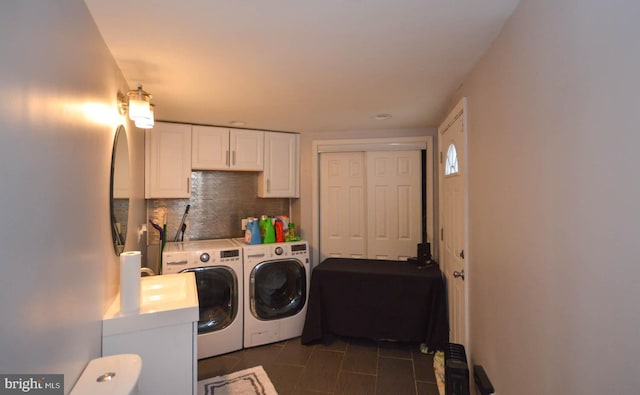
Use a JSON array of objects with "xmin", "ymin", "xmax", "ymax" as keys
[
  {"xmin": 232, "ymin": 151, "xmax": 236, "ymax": 166},
  {"xmin": 225, "ymin": 150, "xmax": 230, "ymax": 166},
  {"xmin": 267, "ymin": 179, "xmax": 271, "ymax": 193},
  {"xmin": 187, "ymin": 177, "xmax": 191, "ymax": 194}
]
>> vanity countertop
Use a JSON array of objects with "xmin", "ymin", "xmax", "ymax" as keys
[{"xmin": 103, "ymin": 272, "xmax": 199, "ymax": 336}]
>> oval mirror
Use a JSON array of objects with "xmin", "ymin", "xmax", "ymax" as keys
[{"xmin": 110, "ymin": 125, "xmax": 130, "ymax": 255}]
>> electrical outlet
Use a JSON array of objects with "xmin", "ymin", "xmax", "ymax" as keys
[
  {"xmin": 241, "ymin": 218, "xmax": 248, "ymax": 230},
  {"xmin": 138, "ymin": 223, "xmax": 147, "ymax": 243}
]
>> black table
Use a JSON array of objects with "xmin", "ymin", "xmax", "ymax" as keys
[{"xmin": 301, "ymin": 258, "xmax": 448, "ymax": 351}]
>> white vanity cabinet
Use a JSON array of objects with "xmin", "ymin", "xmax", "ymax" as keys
[
  {"xmin": 192, "ymin": 125, "xmax": 264, "ymax": 171},
  {"xmin": 258, "ymin": 132, "xmax": 299, "ymax": 197},
  {"xmin": 145, "ymin": 122, "xmax": 192, "ymax": 198},
  {"xmin": 102, "ymin": 273, "xmax": 199, "ymax": 395}
]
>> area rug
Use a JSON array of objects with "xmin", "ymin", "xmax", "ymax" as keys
[{"xmin": 198, "ymin": 365, "xmax": 278, "ymax": 395}]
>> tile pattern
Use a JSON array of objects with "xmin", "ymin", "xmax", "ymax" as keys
[
  {"xmin": 148, "ymin": 170, "xmax": 289, "ymax": 244},
  {"xmin": 198, "ymin": 336, "xmax": 440, "ymax": 395}
]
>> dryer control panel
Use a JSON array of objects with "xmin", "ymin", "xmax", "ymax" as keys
[{"xmin": 290, "ymin": 243, "xmax": 308, "ymax": 257}]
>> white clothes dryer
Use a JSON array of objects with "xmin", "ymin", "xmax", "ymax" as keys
[
  {"xmin": 162, "ymin": 239, "xmax": 243, "ymax": 359},
  {"xmin": 237, "ymin": 239, "xmax": 310, "ymax": 348}
]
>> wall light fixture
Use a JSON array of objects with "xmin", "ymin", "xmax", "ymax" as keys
[{"xmin": 118, "ymin": 83, "xmax": 154, "ymax": 129}]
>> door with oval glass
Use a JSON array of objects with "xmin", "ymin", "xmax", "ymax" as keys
[{"xmin": 438, "ymin": 98, "xmax": 468, "ymax": 347}]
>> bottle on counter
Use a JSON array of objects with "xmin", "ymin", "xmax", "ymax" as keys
[
  {"xmin": 278, "ymin": 215, "xmax": 290, "ymax": 239},
  {"xmin": 259, "ymin": 215, "xmax": 269, "ymax": 240},
  {"xmin": 274, "ymin": 218, "xmax": 285, "ymax": 243},
  {"xmin": 245, "ymin": 218, "xmax": 261, "ymax": 245},
  {"xmin": 260, "ymin": 215, "xmax": 276, "ymax": 243},
  {"xmin": 286, "ymin": 222, "xmax": 301, "ymax": 241}
]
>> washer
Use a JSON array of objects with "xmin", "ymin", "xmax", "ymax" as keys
[
  {"xmin": 238, "ymin": 239, "xmax": 310, "ymax": 348},
  {"xmin": 162, "ymin": 239, "xmax": 243, "ymax": 359}
]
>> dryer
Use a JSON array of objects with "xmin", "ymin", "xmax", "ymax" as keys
[
  {"xmin": 162, "ymin": 239, "xmax": 243, "ymax": 359},
  {"xmin": 238, "ymin": 239, "xmax": 310, "ymax": 348}
]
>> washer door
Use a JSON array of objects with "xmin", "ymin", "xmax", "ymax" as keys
[
  {"xmin": 181, "ymin": 266, "xmax": 238, "ymax": 334},
  {"xmin": 250, "ymin": 259, "xmax": 307, "ymax": 320}
]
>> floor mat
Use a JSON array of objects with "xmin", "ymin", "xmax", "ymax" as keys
[{"xmin": 198, "ymin": 365, "xmax": 278, "ymax": 395}]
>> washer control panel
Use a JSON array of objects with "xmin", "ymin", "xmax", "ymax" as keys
[{"xmin": 219, "ymin": 248, "xmax": 241, "ymax": 263}]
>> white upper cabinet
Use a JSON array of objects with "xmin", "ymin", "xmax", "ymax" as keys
[
  {"xmin": 192, "ymin": 125, "xmax": 263, "ymax": 171},
  {"xmin": 145, "ymin": 122, "xmax": 192, "ymax": 198},
  {"xmin": 191, "ymin": 125, "xmax": 228, "ymax": 169},
  {"xmin": 258, "ymin": 132, "xmax": 299, "ymax": 198}
]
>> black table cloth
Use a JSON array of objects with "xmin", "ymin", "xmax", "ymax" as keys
[{"xmin": 301, "ymin": 258, "xmax": 448, "ymax": 351}]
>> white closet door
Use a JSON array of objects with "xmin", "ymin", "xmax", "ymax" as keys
[
  {"xmin": 319, "ymin": 150, "xmax": 421, "ymax": 261},
  {"xmin": 319, "ymin": 152, "xmax": 367, "ymax": 261},
  {"xmin": 366, "ymin": 151, "xmax": 422, "ymax": 260}
]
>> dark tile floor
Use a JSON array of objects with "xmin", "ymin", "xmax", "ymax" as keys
[{"xmin": 198, "ymin": 336, "xmax": 440, "ymax": 395}]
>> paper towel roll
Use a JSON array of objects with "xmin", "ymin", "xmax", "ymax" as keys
[{"xmin": 120, "ymin": 251, "xmax": 141, "ymax": 314}]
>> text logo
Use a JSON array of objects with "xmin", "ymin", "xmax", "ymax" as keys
[{"xmin": 0, "ymin": 375, "xmax": 63, "ymax": 394}]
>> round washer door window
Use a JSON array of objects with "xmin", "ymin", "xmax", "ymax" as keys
[
  {"xmin": 182, "ymin": 266, "xmax": 238, "ymax": 334},
  {"xmin": 251, "ymin": 259, "xmax": 306, "ymax": 320}
]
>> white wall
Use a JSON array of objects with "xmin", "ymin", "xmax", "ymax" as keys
[
  {"xmin": 457, "ymin": 0, "xmax": 640, "ymax": 393},
  {"xmin": 0, "ymin": 2, "xmax": 145, "ymax": 392}
]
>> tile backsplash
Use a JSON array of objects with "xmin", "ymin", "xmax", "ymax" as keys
[{"xmin": 147, "ymin": 171, "xmax": 290, "ymax": 245}]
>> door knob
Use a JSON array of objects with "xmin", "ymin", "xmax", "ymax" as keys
[{"xmin": 453, "ymin": 270, "xmax": 465, "ymax": 280}]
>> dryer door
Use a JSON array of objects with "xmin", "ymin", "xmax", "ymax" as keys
[
  {"xmin": 250, "ymin": 259, "xmax": 307, "ymax": 320},
  {"xmin": 181, "ymin": 266, "xmax": 238, "ymax": 334}
]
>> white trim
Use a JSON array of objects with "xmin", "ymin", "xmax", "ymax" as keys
[
  {"xmin": 312, "ymin": 136, "xmax": 435, "ymax": 268},
  {"xmin": 316, "ymin": 137, "xmax": 428, "ymax": 153}
]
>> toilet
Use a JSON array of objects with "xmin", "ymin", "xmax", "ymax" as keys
[{"xmin": 70, "ymin": 354, "xmax": 142, "ymax": 395}]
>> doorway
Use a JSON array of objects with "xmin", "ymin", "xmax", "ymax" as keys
[
  {"xmin": 312, "ymin": 137, "xmax": 435, "ymax": 266},
  {"xmin": 319, "ymin": 150, "xmax": 422, "ymax": 261},
  {"xmin": 438, "ymin": 98, "xmax": 468, "ymax": 347}
]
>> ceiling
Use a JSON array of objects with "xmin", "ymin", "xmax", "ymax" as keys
[{"xmin": 85, "ymin": 0, "xmax": 519, "ymax": 133}]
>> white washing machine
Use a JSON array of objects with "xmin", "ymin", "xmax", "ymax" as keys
[
  {"xmin": 237, "ymin": 239, "xmax": 310, "ymax": 348},
  {"xmin": 162, "ymin": 239, "xmax": 243, "ymax": 359}
]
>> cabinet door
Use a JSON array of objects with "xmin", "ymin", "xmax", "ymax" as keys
[
  {"xmin": 230, "ymin": 129, "xmax": 264, "ymax": 170},
  {"xmin": 145, "ymin": 122, "xmax": 192, "ymax": 198},
  {"xmin": 258, "ymin": 132, "xmax": 299, "ymax": 197},
  {"xmin": 192, "ymin": 125, "xmax": 229, "ymax": 170}
]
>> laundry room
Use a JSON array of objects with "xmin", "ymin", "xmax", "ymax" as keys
[{"xmin": 4, "ymin": 1, "xmax": 640, "ymax": 395}]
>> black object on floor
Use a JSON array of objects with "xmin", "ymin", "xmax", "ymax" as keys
[
  {"xmin": 473, "ymin": 364, "xmax": 495, "ymax": 395},
  {"xmin": 445, "ymin": 342, "xmax": 470, "ymax": 395}
]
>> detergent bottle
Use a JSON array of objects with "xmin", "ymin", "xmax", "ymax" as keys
[
  {"xmin": 286, "ymin": 222, "xmax": 301, "ymax": 241},
  {"xmin": 245, "ymin": 218, "xmax": 262, "ymax": 245},
  {"xmin": 274, "ymin": 218, "xmax": 285, "ymax": 243},
  {"xmin": 260, "ymin": 215, "xmax": 276, "ymax": 243}
]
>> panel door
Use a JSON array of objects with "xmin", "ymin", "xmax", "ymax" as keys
[
  {"xmin": 230, "ymin": 129, "xmax": 264, "ymax": 171},
  {"xmin": 438, "ymin": 99, "xmax": 468, "ymax": 346},
  {"xmin": 319, "ymin": 152, "xmax": 367, "ymax": 261},
  {"xmin": 192, "ymin": 125, "xmax": 229, "ymax": 170},
  {"xmin": 145, "ymin": 122, "xmax": 192, "ymax": 198},
  {"xmin": 366, "ymin": 150, "xmax": 422, "ymax": 260},
  {"xmin": 259, "ymin": 132, "xmax": 299, "ymax": 197}
]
